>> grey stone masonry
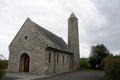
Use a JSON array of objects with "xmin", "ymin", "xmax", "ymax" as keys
[
  {"xmin": 8, "ymin": 13, "xmax": 80, "ymax": 75},
  {"xmin": 68, "ymin": 13, "xmax": 80, "ymax": 70},
  {"xmin": 8, "ymin": 18, "xmax": 47, "ymax": 75}
]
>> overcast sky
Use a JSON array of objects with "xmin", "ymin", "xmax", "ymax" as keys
[{"xmin": 0, "ymin": 0, "xmax": 120, "ymax": 59}]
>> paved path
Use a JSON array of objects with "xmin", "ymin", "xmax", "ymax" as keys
[
  {"xmin": 2, "ymin": 71, "xmax": 104, "ymax": 80},
  {"xmin": 34, "ymin": 71, "xmax": 104, "ymax": 80},
  {"xmin": 2, "ymin": 73, "xmax": 51, "ymax": 80}
]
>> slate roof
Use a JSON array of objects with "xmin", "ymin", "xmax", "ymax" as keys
[{"xmin": 30, "ymin": 19, "xmax": 72, "ymax": 54}]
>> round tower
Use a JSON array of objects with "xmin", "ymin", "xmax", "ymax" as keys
[{"xmin": 68, "ymin": 13, "xmax": 80, "ymax": 70}]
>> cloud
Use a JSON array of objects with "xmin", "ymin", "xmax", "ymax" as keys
[
  {"xmin": 0, "ymin": 0, "xmax": 120, "ymax": 59},
  {"xmin": 89, "ymin": 0, "xmax": 120, "ymax": 55}
]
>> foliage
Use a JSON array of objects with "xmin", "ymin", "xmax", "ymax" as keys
[
  {"xmin": 89, "ymin": 44, "xmax": 109, "ymax": 69},
  {"xmin": 0, "ymin": 60, "xmax": 8, "ymax": 69},
  {"xmin": 104, "ymin": 57, "xmax": 120, "ymax": 80},
  {"xmin": 0, "ymin": 54, "xmax": 8, "ymax": 78},
  {"xmin": 80, "ymin": 58, "xmax": 90, "ymax": 70}
]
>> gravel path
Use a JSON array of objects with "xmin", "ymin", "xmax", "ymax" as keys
[{"xmin": 1, "ymin": 71, "xmax": 104, "ymax": 80}]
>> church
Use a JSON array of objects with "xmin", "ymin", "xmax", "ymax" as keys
[{"xmin": 8, "ymin": 13, "xmax": 80, "ymax": 75}]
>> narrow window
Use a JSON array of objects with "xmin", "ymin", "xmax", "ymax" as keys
[
  {"xmin": 57, "ymin": 54, "xmax": 59, "ymax": 63},
  {"xmin": 67, "ymin": 56, "xmax": 69, "ymax": 62},
  {"xmin": 48, "ymin": 53, "xmax": 51, "ymax": 63},
  {"xmin": 63, "ymin": 55, "xmax": 64, "ymax": 63}
]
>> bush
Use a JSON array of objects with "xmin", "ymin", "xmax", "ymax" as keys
[
  {"xmin": 0, "ymin": 60, "xmax": 8, "ymax": 78},
  {"xmin": 80, "ymin": 58, "xmax": 90, "ymax": 70},
  {"xmin": 0, "ymin": 69, "xmax": 5, "ymax": 78},
  {"xmin": 104, "ymin": 57, "xmax": 120, "ymax": 80}
]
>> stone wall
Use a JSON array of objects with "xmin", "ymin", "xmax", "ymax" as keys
[
  {"xmin": 8, "ymin": 19, "xmax": 47, "ymax": 75},
  {"xmin": 8, "ymin": 18, "xmax": 74, "ymax": 75},
  {"xmin": 44, "ymin": 49, "xmax": 73, "ymax": 75}
]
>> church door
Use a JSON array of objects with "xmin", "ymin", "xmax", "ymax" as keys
[
  {"xmin": 20, "ymin": 53, "xmax": 29, "ymax": 72},
  {"xmin": 24, "ymin": 55, "xmax": 29, "ymax": 72}
]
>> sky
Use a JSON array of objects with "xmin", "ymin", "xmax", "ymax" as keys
[{"xmin": 0, "ymin": 0, "xmax": 120, "ymax": 59}]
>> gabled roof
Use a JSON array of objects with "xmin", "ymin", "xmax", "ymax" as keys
[{"xmin": 30, "ymin": 19, "xmax": 72, "ymax": 54}]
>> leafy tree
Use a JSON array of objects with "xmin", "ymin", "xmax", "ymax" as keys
[{"xmin": 89, "ymin": 44, "xmax": 109, "ymax": 69}]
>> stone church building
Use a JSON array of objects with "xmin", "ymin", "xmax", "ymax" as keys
[{"xmin": 8, "ymin": 13, "xmax": 80, "ymax": 75}]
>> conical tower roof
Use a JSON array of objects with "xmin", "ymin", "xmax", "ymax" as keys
[{"xmin": 68, "ymin": 12, "xmax": 78, "ymax": 19}]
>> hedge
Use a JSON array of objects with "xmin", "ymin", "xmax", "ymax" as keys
[{"xmin": 104, "ymin": 57, "xmax": 120, "ymax": 80}]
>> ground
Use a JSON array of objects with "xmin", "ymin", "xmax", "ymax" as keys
[{"xmin": 2, "ymin": 71, "xmax": 104, "ymax": 80}]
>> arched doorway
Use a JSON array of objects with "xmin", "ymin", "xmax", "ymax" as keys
[{"xmin": 19, "ymin": 53, "xmax": 29, "ymax": 72}]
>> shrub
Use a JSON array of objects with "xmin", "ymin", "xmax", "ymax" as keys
[
  {"xmin": 0, "ymin": 60, "xmax": 8, "ymax": 78},
  {"xmin": 80, "ymin": 58, "xmax": 90, "ymax": 70},
  {"xmin": 0, "ymin": 69, "xmax": 5, "ymax": 78},
  {"xmin": 104, "ymin": 57, "xmax": 120, "ymax": 80}
]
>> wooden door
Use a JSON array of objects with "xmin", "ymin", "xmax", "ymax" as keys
[{"xmin": 24, "ymin": 55, "xmax": 29, "ymax": 72}]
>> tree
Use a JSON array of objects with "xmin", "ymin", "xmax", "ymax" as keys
[{"xmin": 89, "ymin": 44, "xmax": 109, "ymax": 69}]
